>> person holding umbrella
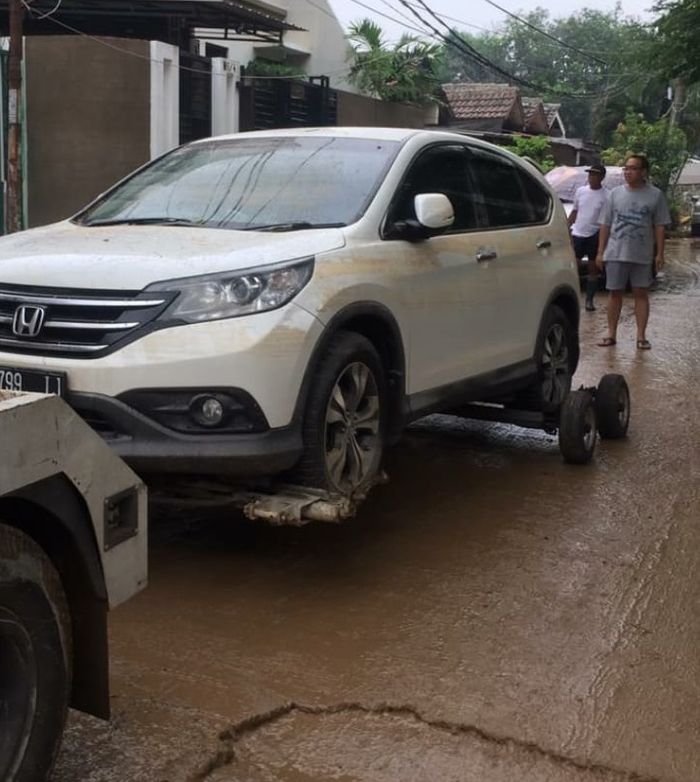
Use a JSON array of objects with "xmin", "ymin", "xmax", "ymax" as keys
[{"xmin": 567, "ymin": 163, "xmax": 608, "ymax": 311}]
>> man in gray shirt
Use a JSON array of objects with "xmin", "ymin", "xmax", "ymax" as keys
[{"xmin": 595, "ymin": 154, "xmax": 671, "ymax": 350}]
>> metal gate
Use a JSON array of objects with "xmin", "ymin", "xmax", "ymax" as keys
[
  {"xmin": 239, "ymin": 77, "xmax": 337, "ymax": 131},
  {"xmin": 179, "ymin": 52, "xmax": 212, "ymax": 144}
]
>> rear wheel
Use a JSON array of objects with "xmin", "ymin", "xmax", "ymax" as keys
[
  {"xmin": 291, "ymin": 331, "xmax": 387, "ymax": 496},
  {"xmin": 534, "ymin": 305, "xmax": 577, "ymax": 413},
  {"xmin": 0, "ymin": 524, "xmax": 71, "ymax": 782}
]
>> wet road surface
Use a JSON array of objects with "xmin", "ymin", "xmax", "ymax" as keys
[{"xmin": 54, "ymin": 240, "xmax": 700, "ymax": 782}]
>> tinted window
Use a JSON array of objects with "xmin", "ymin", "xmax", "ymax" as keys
[
  {"xmin": 387, "ymin": 145, "xmax": 479, "ymax": 233},
  {"xmin": 519, "ymin": 169, "xmax": 551, "ymax": 222},
  {"xmin": 469, "ymin": 150, "xmax": 534, "ymax": 228},
  {"xmin": 78, "ymin": 137, "xmax": 401, "ymax": 231}
]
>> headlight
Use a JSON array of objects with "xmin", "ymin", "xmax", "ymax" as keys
[{"xmin": 147, "ymin": 258, "xmax": 314, "ymax": 323}]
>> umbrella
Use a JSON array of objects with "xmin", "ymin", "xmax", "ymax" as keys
[{"xmin": 545, "ymin": 166, "xmax": 625, "ymax": 202}]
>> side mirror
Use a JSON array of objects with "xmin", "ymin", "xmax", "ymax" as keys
[{"xmin": 414, "ymin": 193, "xmax": 454, "ymax": 230}]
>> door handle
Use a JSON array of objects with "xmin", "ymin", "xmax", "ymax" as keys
[
  {"xmin": 476, "ymin": 251, "xmax": 498, "ymax": 262},
  {"xmin": 536, "ymin": 239, "xmax": 552, "ymax": 249}
]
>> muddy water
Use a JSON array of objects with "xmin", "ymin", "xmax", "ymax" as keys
[{"xmin": 54, "ymin": 239, "xmax": 700, "ymax": 782}]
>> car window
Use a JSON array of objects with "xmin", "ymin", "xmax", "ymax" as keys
[
  {"xmin": 468, "ymin": 150, "xmax": 536, "ymax": 228},
  {"xmin": 77, "ymin": 137, "xmax": 401, "ymax": 231},
  {"xmin": 386, "ymin": 145, "xmax": 480, "ymax": 234},
  {"xmin": 518, "ymin": 169, "xmax": 552, "ymax": 222}
]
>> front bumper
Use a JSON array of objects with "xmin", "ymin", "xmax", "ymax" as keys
[{"xmin": 70, "ymin": 391, "xmax": 303, "ymax": 476}]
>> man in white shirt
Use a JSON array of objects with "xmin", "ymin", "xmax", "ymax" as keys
[{"xmin": 567, "ymin": 164, "xmax": 609, "ymax": 311}]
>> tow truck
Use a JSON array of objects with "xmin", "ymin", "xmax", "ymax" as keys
[{"xmin": 0, "ymin": 391, "xmax": 147, "ymax": 782}]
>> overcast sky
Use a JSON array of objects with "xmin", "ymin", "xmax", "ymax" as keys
[{"xmin": 327, "ymin": 0, "xmax": 655, "ymax": 43}]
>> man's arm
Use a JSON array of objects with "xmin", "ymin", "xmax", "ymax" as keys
[
  {"xmin": 654, "ymin": 224, "xmax": 665, "ymax": 270},
  {"xmin": 596, "ymin": 224, "xmax": 610, "ymax": 270},
  {"xmin": 567, "ymin": 209, "xmax": 578, "ymax": 228}
]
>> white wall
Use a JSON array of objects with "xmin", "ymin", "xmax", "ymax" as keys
[
  {"xmin": 200, "ymin": 0, "xmax": 357, "ymax": 93},
  {"xmin": 150, "ymin": 41, "xmax": 179, "ymax": 157},
  {"xmin": 211, "ymin": 58, "xmax": 240, "ymax": 136}
]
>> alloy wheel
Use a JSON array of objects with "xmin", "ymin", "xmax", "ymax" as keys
[
  {"xmin": 323, "ymin": 362, "xmax": 381, "ymax": 494},
  {"xmin": 541, "ymin": 323, "xmax": 570, "ymax": 406}
]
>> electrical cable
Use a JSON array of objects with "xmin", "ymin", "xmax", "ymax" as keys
[{"xmin": 478, "ymin": 0, "xmax": 607, "ymax": 66}]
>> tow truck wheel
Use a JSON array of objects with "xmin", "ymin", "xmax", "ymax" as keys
[
  {"xmin": 0, "ymin": 524, "xmax": 71, "ymax": 782},
  {"xmin": 558, "ymin": 390, "xmax": 597, "ymax": 464},
  {"xmin": 596, "ymin": 374, "xmax": 630, "ymax": 439}
]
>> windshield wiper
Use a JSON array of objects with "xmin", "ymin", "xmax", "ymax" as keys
[
  {"xmin": 241, "ymin": 221, "xmax": 346, "ymax": 232},
  {"xmin": 82, "ymin": 217, "xmax": 202, "ymax": 227}
]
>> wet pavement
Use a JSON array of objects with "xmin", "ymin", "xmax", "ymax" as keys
[{"xmin": 54, "ymin": 239, "xmax": 700, "ymax": 782}]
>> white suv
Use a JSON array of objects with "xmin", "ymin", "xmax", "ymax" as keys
[{"xmin": 0, "ymin": 128, "xmax": 579, "ymax": 496}]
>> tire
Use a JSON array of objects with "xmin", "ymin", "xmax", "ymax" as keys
[
  {"xmin": 596, "ymin": 374, "xmax": 630, "ymax": 440},
  {"xmin": 0, "ymin": 524, "xmax": 72, "ymax": 782},
  {"xmin": 558, "ymin": 390, "xmax": 597, "ymax": 465},
  {"xmin": 533, "ymin": 305, "xmax": 577, "ymax": 414},
  {"xmin": 291, "ymin": 331, "xmax": 387, "ymax": 496}
]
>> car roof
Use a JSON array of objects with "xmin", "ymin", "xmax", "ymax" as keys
[{"xmin": 192, "ymin": 127, "xmax": 513, "ymax": 151}]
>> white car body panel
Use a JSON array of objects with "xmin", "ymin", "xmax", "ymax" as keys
[{"xmin": 0, "ymin": 127, "xmax": 580, "ymax": 474}]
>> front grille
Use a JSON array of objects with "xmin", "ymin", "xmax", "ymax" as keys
[{"xmin": 0, "ymin": 284, "xmax": 175, "ymax": 358}]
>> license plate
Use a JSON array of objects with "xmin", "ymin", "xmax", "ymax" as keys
[{"xmin": 0, "ymin": 366, "xmax": 67, "ymax": 397}]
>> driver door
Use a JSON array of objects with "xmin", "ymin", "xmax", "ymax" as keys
[{"xmin": 384, "ymin": 144, "xmax": 501, "ymax": 397}]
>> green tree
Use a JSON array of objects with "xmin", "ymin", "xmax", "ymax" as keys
[
  {"xmin": 436, "ymin": 8, "xmax": 663, "ymax": 142},
  {"xmin": 653, "ymin": 0, "xmax": 700, "ymax": 83},
  {"xmin": 347, "ymin": 19, "xmax": 442, "ymax": 104},
  {"xmin": 601, "ymin": 112, "xmax": 688, "ymax": 192},
  {"xmin": 509, "ymin": 135, "xmax": 555, "ymax": 172}
]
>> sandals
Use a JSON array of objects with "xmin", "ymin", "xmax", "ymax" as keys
[
  {"xmin": 597, "ymin": 337, "xmax": 616, "ymax": 347},
  {"xmin": 637, "ymin": 339, "xmax": 652, "ymax": 350}
]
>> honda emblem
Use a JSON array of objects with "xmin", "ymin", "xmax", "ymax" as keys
[{"xmin": 12, "ymin": 305, "xmax": 46, "ymax": 338}]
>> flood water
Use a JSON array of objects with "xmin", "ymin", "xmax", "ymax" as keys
[{"xmin": 55, "ymin": 239, "xmax": 700, "ymax": 782}]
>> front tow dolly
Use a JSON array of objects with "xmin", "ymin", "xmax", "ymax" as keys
[{"xmin": 455, "ymin": 373, "xmax": 631, "ymax": 465}]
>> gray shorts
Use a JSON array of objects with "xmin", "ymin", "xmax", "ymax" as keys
[{"xmin": 605, "ymin": 261, "xmax": 653, "ymax": 290}]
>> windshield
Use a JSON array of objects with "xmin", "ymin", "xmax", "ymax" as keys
[{"xmin": 77, "ymin": 136, "xmax": 401, "ymax": 231}]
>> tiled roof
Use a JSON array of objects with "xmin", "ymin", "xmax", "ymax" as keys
[
  {"xmin": 442, "ymin": 83, "xmax": 520, "ymax": 120},
  {"xmin": 520, "ymin": 96, "xmax": 545, "ymax": 123},
  {"xmin": 543, "ymin": 103, "xmax": 562, "ymax": 126}
]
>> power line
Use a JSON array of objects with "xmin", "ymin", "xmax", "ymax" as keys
[
  {"xmin": 478, "ymin": 0, "xmax": 607, "ymax": 66},
  {"xmin": 397, "ymin": 0, "xmax": 637, "ymax": 100}
]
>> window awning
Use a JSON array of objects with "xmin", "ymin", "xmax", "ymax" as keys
[{"xmin": 0, "ymin": 0, "xmax": 304, "ymax": 45}]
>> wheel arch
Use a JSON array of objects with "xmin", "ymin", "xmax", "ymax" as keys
[
  {"xmin": 0, "ymin": 473, "xmax": 110, "ymax": 720},
  {"xmin": 295, "ymin": 302, "xmax": 407, "ymax": 442}
]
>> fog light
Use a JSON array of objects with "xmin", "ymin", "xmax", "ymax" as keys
[{"xmin": 190, "ymin": 395, "xmax": 225, "ymax": 427}]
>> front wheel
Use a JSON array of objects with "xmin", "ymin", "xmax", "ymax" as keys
[
  {"xmin": 291, "ymin": 331, "xmax": 387, "ymax": 497},
  {"xmin": 0, "ymin": 524, "xmax": 72, "ymax": 782}
]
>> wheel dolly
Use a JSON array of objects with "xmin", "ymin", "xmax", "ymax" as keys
[
  {"xmin": 452, "ymin": 373, "xmax": 631, "ymax": 465},
  {"xmin": 152, "ymin": 374, "xmax": 631, "ymax": 528}
]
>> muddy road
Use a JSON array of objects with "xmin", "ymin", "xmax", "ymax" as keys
[{"xmin": 54, "ymin": 240, "xmax": 700, "ymax": 782}]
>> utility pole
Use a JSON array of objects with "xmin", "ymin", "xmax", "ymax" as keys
[{"xmin": 7, "ymin": 0, "xmax": 24, "ymax": 234}]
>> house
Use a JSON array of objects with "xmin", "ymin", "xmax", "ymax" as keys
[
  {"xmin": 199, "ymin": 0, "xmax": 357, "ymax": 95},
  {"xmin": 438, "ymin": 81, "xmax": 604, "ymax": 167},
  {"xmin": 440, "ymin": 83, "xmax": 525, "ymax": 133},
  {"xmin": 0, "ymin": 0, "xmax": 300, "ymax": 227}
]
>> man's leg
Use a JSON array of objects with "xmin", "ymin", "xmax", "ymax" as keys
[
  {"xmin": 606, "ymin": 290, "xmax": 623, "ymax": 340},
  {"xmin": 584, "ymin": 234, "xmax": 600, "ymax": 311},
  {"xmin": 630, "ymin": 264, "xmax": 653, "ymax": 347},
  {"xmin": 599, "ymin": 261, "xmax": 624, "ymax": 345},
  {"xmin": 632, "ymin": 287, "xmax": 650, "ymax": 343}
]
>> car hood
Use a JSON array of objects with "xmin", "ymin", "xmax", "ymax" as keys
[{"xmin": 0, "ymin": 221, "xmax": 346, "ymax": 289}]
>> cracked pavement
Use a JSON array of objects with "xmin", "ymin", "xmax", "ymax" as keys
[{"xmin": 53, "ymin": 240, "xmax": 700, "ymax": 782}]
